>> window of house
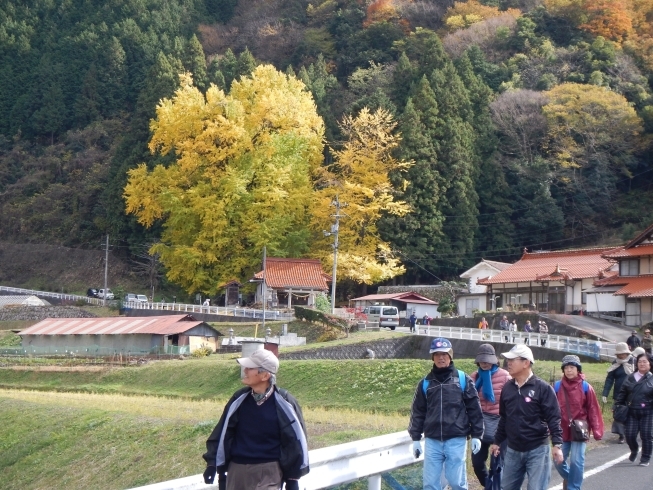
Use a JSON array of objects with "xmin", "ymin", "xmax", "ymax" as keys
[{"xmin": 620, "ymin": 259, "xmax": 640, "ymax": 276}]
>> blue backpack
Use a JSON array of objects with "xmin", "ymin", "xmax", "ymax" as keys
[
  {"xmin": 554, "ymin": 380, "xmax": 589, "ymax": 394},
  {"xmin": 422, "ymin": 370, "xmax": 467, "ymax": 397}
]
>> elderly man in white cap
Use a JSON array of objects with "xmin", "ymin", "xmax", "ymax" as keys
[
  {"xmin": 490, "ymin": 344, "xmax": 563, "ymax": 490},
  {"xmin": 203, "ymin": 349, "xmax": 309, "ymax": 490},
  {"xmin": 603, "ymin": 342, "xmax": 636, "ymax": 443}
]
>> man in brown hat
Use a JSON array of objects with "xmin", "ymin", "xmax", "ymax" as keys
[{"xmin": 202, "ymin": 349, "xmax": 309, "ymax": 490}]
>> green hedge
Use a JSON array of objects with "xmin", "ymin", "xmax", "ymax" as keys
[{"xmin": 293, "ymin": 306, "xmax": 349, "ymax": 331}]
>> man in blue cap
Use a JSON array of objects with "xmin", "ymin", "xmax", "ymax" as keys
[{"xmin": 409, "ymin": 337, "xmax": 484, "ymax": 490}]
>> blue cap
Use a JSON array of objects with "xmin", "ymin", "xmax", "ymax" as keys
[{"xmin": 429, "ymin": 337, "xmax": 453, "ymax": 358}]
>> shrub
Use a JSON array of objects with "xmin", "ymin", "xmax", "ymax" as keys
[{"xmin": 191, "ymin": 346, "xmax": 213, "ymax": 358}]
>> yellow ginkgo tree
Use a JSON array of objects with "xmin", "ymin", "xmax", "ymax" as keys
[
  {"xmin": 310, "ymin": 108, "xmax": 412, "ymax": 284},
  {"xmin": 124, "ymin": 65, "xmax": 324, "ymax": 293}
]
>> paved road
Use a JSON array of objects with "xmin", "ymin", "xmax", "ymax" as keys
[
  {"xmin": 547, "ymin": 438, "xmax": 651, "ymax": 490},
  {"xmin": 545, "ymin": 314, "xmax": 633, "ymax": 343}
]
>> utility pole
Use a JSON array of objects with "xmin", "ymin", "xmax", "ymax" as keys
[
  {"xmin": 323, "ymin": 196, "xmax": 346, "ymax": 314},
  {"xmin": 103, "ymin": 234, "xmax": 109, "ymax": 307},
  {"xmin": 262, "ymin": 246, "xmax": 267, "ymax": 331}
]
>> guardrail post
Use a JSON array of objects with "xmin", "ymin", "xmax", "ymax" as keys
[{"xmin": 367, "ymin": 474, "xmax": 382, "ymax": 490}]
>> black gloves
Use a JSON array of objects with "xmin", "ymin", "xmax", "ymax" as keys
[
  {"xmin": 203, "ymin": 466, "xmax": 216, "ymax": 485},
  {"xmin": 285, "ymin": 479, "xmax": 300, "ymax": 490},
  {"xmin": 218, "ymin": 472, "xmax": 227, "ymax": 490}
]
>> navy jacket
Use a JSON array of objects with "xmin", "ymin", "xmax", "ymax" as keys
[
  {"xmin": 203, "ymin": 386, "xmax": 309, "ymax": 481},
  {"xmin": 409, "ymin": 364, "xmax": 484, "ymax": 442},
  {"xmin": 494, "ymin": 374, "xmax": 563, "ymax": 451}
]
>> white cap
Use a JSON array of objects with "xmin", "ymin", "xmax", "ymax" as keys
[
  {"xmin": 236, "ymin": 349, "xmax": 279, "ymax": 374},
  {"xmin": 501, "ymin": 344, "xmax": 535, "ymax": 363}
]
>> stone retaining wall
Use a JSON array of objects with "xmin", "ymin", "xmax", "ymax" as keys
[
  {"xmin": 280, "ymin": 336, "xmax": 599, "ymax": 363},
  {"xmin": 0, "ymin": 306, "xmax": 97, "ymax": 321}
]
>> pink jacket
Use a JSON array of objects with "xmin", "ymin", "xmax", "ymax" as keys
[
  {"xmin": 470, "ymin": 368, "xmax": 511, "ymax": 415},
  {"xmin": 556, "ymin": 375, "xmax": 604, "ymax": 441}
]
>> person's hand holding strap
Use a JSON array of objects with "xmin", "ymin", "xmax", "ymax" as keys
[
  {"xmin": 471, "ymin": 438, "xmax": 481, "ymax": 454},
  {"xmin": 412, "ymin": 440, "xmax": 422, "ymax": 458}
]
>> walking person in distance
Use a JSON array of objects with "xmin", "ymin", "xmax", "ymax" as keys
[
  {"xmin": 602, "ymin": 342, "xmax": 636, "ymax": 443},
  {"xmin": 202, "ymin": 349, "xmax": 309, "ymax": 490},
  {"xmin": 614, "ymin": 352, "xmax": 653, "ymax": 466},
  {"xmin": 469, "ymin": 344, "xmax": 511, "ymax": 488},
  {"xmin": 553, "ymin": 355, "xmax": 603, "ymax": 489}
]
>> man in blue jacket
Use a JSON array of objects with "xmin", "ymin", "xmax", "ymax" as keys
[
  {"xmin": 202, "ymin": 349, "xmax": 309, "ymax": 490},
  {"xmin": 409, "ymin": 337, "xmax": 484, "ymax": 490},
  {"xmin": 490, "ymin": 344, "xmax": 563, "ymax": 490}
]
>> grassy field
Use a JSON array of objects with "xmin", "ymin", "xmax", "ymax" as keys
[{"xmin": 0, "ymin": 343, "xmax": 618, "ymax": 490}]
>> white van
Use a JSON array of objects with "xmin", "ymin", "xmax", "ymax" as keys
[{"xmin": 366, "ymin": 305, "xmax": 400, "ymax": 330}]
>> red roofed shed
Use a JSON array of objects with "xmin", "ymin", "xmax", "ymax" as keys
[{"xmin": 252, "ymin": 257, "xmax": 331, "ymax": 308}]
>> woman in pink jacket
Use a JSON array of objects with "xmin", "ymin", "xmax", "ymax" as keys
[{"xmin": 469, "ymin": 344, "xmax": 511, "ymax": 487}]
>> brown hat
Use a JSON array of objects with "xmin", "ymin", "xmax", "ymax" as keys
[{"xmin": 475, "ymin": 344, "xmax": 498, "ymax": 365}]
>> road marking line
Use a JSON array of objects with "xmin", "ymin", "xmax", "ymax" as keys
[{"xmin": 548, "ymin": 452, "xmax": 632, "ymax": 489}]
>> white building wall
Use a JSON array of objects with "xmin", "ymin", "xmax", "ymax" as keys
[
  {"xmin": 405, "ymin": 303, "xmax": 440, "ymax": 319},
  {"xmin": 586, "ymin": 293, "xmax": 626, "ymax": 312},
  {"xmin": 463, "ymin": 264, "xmax": 502, "ymax": 294}
]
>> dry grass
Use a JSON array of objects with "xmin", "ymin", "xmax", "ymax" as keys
[{"xmin": 0, "ymin": 389, "xmax": 408, "ymax": 448}]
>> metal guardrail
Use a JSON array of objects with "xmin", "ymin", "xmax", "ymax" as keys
[
  {"xmin": 127, "ymin": 431, "xmax": 419, "ymax": 490},
  {"xmin": 413, "ymin": 325, "xmax": 615, "ymax": 360},
  {"xmin": 0, "ymin": 285, "xmax": 104, "ymax": 305},
  {"xmin": 123, "ymin": 301, "xmax": 295, "ymax": 320}
]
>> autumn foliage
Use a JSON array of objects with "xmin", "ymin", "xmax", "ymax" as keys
[
  {"xmin": 363, "ymin": 0, "xmax": 399, "ymax": 27},
  {"xmin": 443, "ymin": 0, "xmax": 520, "ymax": 32}
]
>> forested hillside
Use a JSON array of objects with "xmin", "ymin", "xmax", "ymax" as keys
[{"xmin": 1, "ymin": 0, "xmax": 652, "ymax": 290}]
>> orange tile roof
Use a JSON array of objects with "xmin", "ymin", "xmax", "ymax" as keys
[
  {"xmin": 253, "ymin": 258, "xmax": 331, "ymax": 290},
  {"xmin": 478, "ymin": 247, "xmax": 615, "ymax": 285},
  {"xmin": 18, "ymin": 315, "xmax": 215, "ymax": 336},
  {"xmin": 593, "ymin": 275, "xmax": 653, "ymax": 298},
  {"xmin": 603, "ymin": 244, "xmax": 653, "ymax": 259}
]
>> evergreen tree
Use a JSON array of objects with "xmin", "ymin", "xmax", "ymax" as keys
[
  {"xmin": 236, "ymin": 48, "xmax": 257, "ymax": 79},
  {"xmin": 391, "ymin": 51, "xmax": 415, "ymax": 109},
  {"xmin": 100, "ymin": 36, "xmax": 127, "ymax": 115},
  {"xmin": 430, "ymin": 63, "xmax": 479, "ymax": 273},
  {"xmin": 382, "ymin": 82, "xmax": 446, "ymax": 281},
  {"xmin": 219, "ymin": 48, "xmax": 239, "ymax": 89},
  {"xmin": 184, "ymin": 34, "xmax": 207, "ymax": 90},
  {"xmin": 455, "ymin": 52, "xmax": 515, "ymax": 259},
  {"xmin": 74, "ymin": 64, "xmax": 102, "ymax": 127}
]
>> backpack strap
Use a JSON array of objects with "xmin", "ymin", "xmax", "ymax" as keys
[
  {"xmin": 422, "ymin": 371, "xmax": 466, "ymax": 397},
  {"xmin": 554, "ymin": 380, "xmax": 588, "ymax": 393}
]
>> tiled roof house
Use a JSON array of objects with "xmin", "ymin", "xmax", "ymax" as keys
[
  {"xmin": 590, "ymin": 223, "xmax": 653, "ymax": 326},
  {"xmin": 252, "ymin": 258, "xmax": 331, "ymax": 308},
  {"xmin": 476, "ymin": 247, "xmax": 616, "ymax": 314}
]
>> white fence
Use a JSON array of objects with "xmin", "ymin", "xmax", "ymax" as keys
[
  {"xmin": 412, "ymin": 325, "xmax": 615, "ymax": 360},
  {"xmin": 0, "ymin": 285, "xmax": 104, "ymax": 306},
  {"xmin": 124, "ymin": 301, "xmax": 294, "ymax": 320},
  {"xmin": 128, "ymin": 431, "xmax": 418, "ymax": 490}
]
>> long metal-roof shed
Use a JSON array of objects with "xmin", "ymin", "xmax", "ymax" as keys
[{"xmin": 19, "ymin": 315, "xmax": 223, "ymax": 355}]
